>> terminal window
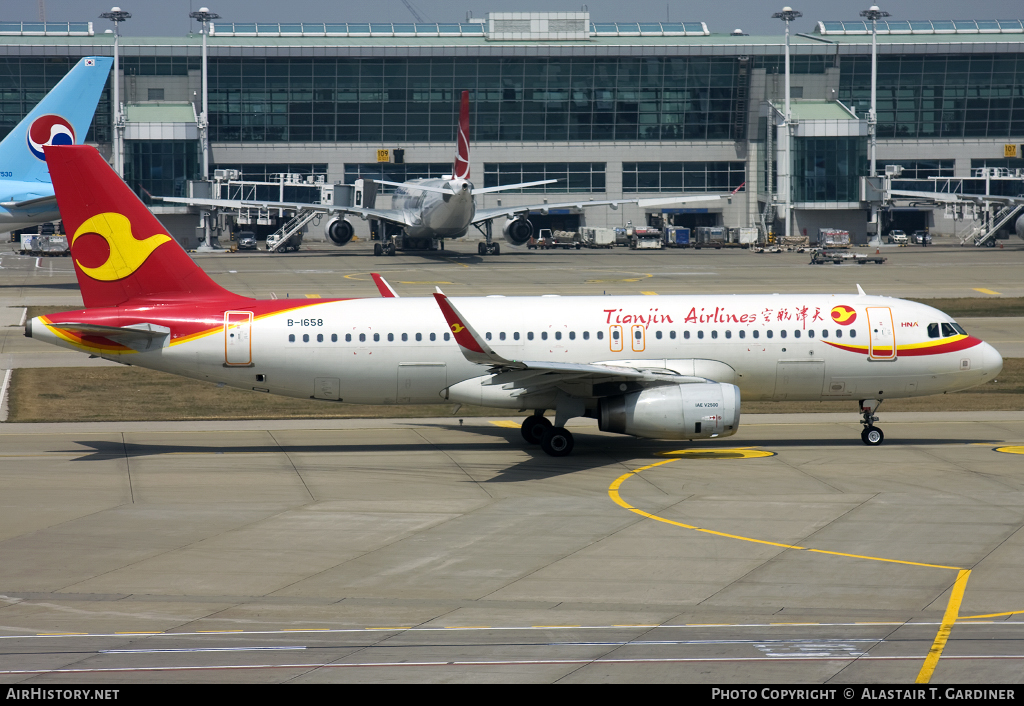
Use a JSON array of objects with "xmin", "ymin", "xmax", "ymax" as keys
[
  {"xmin": 623, "ymin": 162, "xmax": 745, "ymax": 193},
  {"xmin": 483, "ymin": 163, "xmax": 606, "ymax": 193}
]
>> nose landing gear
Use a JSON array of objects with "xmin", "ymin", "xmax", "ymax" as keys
[{"xmin": 859, "ymin": 398, "xmax": 884, "ymax": 446}]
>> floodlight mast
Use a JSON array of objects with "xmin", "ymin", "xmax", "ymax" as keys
[
  {"xmin": 99, "ymin": 7, "xmax": 130, "ymax": 178},
  {"xmin": 772, "ymin": 6, "xmax": 801, "ymax": 241},
  {"xmin": 860, "ymin": 5, "xmax": 890, "ymax": 179},
  {"xmin": 189, "ymin": 7, "xmax": 221, "ymax": 182}
]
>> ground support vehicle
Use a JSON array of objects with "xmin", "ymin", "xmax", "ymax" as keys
[
  {"xmin": 694, "ymin": 226, "xmax": 726, "ymax": 249},
  {"xmin": 813, "ymin": 228, "xmax": 851, "ymax": 249},
  {"xmin": 579, "ymin": 227, "xmax": 615, "ymax": 248},
  {"xmin": 38, "ymin": 235, "xmax": 69, "ymax": 256},
  {"xmin": 18, "ymin": 234, "xmax": 35, "ymax": 255},
  {"xmin": 810, "ymin": 249, "xmax": 886, "ymax": 265},
  {"xmin": 528, "ymin": 229, "xmax": 580, "ymax": 250},
  {"xmin": 663, "ymin": 226, "xmax": 691, "ymax": 248},
  {"xmin": 629, "ymin": 227, "xmax": 663, "ymax": 249}
]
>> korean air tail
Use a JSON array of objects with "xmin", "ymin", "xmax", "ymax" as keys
[
  {"xmin": 453, "ymin": 90, "xmax": 470, "ymax": 179},
  {"xmin": 0, "ymin": 56, "xmax": 112, "ymax": 185},
  {"xmin": 45, "ymin": 145, "xmax": 239, "ymax": 309}
]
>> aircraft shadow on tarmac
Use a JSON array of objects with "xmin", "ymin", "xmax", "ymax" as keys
[
  {"xmin": 60, "ymin": 429, "xmax": 997, "ymax": 483},
  {"xmin": 0, "ymin": 281, "xmax": 80, "ymax": 290}
]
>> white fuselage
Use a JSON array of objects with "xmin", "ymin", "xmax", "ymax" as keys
[
  {"xmin": 390, "ymin": 178, "xmax": 476, "ymax": 239},
  {"xmin": 33, "ymin": 294, "xmax": 1003, "ymax": 412}
]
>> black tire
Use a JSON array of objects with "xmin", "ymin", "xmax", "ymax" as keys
[
  {"xmin": 861, "ymin": 426, "xmax": 884, "ymax": 446},
  {"xmin": 493, "ymin": 242, "xmax": 500, "ymax": 255},
  {"xmin": 478, "ymin": 242, "xmax": 486, "ymax": 255},
  {"xmin": 540, "ymin": 427, "xmax": 574, "ymax": 457},
  {"xmin": 387, "ymin": 243, "xmax": 396, "ymax": 256},
  {"xmin": 520, "ymin": 415, "xmax": 552, "ymax": 444},
  {"xmin": 373, "ymin": 243, "xmax": 382, "ymax": 256},
  {"xmin": 440, "ymin": 240, "xmax": 444, "ymax": 250}
]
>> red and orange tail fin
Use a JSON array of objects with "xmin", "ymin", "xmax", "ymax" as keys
[
  {"xmin": 45, "ymin": 145, "xmax": 239, "ymax": 309},
  {"xmin": 453, "ymin": 90, "xmax": 470, "ymax": 180}
]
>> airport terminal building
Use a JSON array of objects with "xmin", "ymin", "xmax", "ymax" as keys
[{"xmin": 1, "ymin": 13, "xmax": 1023, "ymax": 244}]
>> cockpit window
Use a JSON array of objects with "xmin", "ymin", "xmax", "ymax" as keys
[
  {"xmin": 941, "ymin": 323, "xmax": 959, "ymax": 337},
  {"xmin": 950, "ymin": 322, "xmax": 966, "ymax": 336},
  {"xmin": 927, "ymin": 323, "xmax": 940, "ymax": 339}
]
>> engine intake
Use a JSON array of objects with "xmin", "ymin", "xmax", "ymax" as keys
[
  {"xmin": 325, "ymin": 217, "xmax": 355, "ymax": 246},
  {"xmin": 599, "ymin": 382, "xmax": 740, "ymax": 440},
  {"xmin": 502, "ymin": 216, "xmax": 534, "ymax": 246}
]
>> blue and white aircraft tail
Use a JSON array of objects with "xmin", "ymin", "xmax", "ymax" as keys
[{"xmin": 0, "ymin": 56, "xmax": 112, "ymax": 232}]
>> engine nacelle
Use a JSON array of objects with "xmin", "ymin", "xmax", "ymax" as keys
[
  {"xmin": 1016, "ymin": 212, "xmax": 1024, "ymax": 241},
  {"xmin": 599, "ymin": 382, "xmax": 741, "ymax": 440},
  {"xmin": 502, "ymin": 216, "xmax": 534, "ymax": 246},
  {"xmin": 325, "ymin": 217, "xmax": 355, "ymax": 246}
]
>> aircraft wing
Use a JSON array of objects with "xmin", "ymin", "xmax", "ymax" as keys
[
  {"xmin": 0, "ymin": 194, "xmax": 58, "ymax": 210},
  {"xmin": 432, "ymin": 293, "xmax": 707, "ymax": 394},
  {"xmin": 155, "ymin": 196, "xmax": 416, "ymax": 228},
  {"xmin": 471, "ymin": 194, "xmax": 722, "ymax": 224}
]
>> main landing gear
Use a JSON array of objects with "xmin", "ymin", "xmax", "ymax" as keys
[
  {"xmin": 520, "ymin": 412, "xmax": 574, "ymax": 457},
  {"xmin": 859, "ymin": 398, "xmax": 884, "ymax": 446},
  {"xmin": 473, "ymin": 219, "xmax": 500, "ymax": 256}
]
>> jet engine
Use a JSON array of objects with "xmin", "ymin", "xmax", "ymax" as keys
[
  {"xmin": 502, "ymin": 216, "xmax": 534, "ymax": 246},
  {"xmin": 325, "ymin": 217, "xmax": 356, "ymax": 246},
  {"xmin": 599, "ymin": 382, "xmax": 741, "ymax": 440},
  {"xmin": 1016, "ymin": 212, "xmax": 1024, "ymax": 241}
]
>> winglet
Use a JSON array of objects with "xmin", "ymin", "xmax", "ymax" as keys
[
  {"xmin": 856, "ymin": 284, "xmax": 867, "ymax": 296},
  {"xmin": 432, "ymin": 292, "xmax": 512, "ymax": 366},
  {"xmin": 371, "ymin": 273, "xmax": 399, "ymax": 298}
]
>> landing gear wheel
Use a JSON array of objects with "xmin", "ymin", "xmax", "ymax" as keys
[
  {"xmin": 387, "ymin": 242, "xmax": 396, "ymax": 256},
  {"xmin": 478, "ymin": 242, "xmax": 486, "ymax": 255},
  {"xmin": 861, "ymin": 426, "xmax": 884, "ymax": 446},
  {"xmin": 540, "ymin": 426, "xmax": 574, "ymax": 457},
  {"xmin": 492, "ymin": 242, "xmax": 500, "ymax": 255},
  {"xmin": 440, "ymin": 240, "xmax": 444, "ymax": 250},
  {"xmin": 373, "ymin": 243, "xmax": 383, "ymax": 256},
  {"xmin": 520, "ymin": 415, "xmax": 552, "ymax": 445}
]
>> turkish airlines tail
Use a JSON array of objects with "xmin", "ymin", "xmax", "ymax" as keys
[
  {"xmin": 453, "ymin": 90, "xmax": 470, "ymax": 179},
  {"xmin": 44, "ymin": 145, "xmax": 238, "ymax": 309}
]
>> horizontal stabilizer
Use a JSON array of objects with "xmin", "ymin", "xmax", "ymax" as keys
[{"xmin": 48, "ymin": 321, "xmax": 171, "ymax": 352}]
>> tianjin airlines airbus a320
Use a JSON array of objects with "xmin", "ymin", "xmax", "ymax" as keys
[{"xmin": 28, "ymin": 145, "xmax": 1003, "ymax": 456}]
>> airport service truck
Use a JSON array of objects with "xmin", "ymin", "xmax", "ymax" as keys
[{"xmin": 578, "ymin": 226, "xmax": 615, "ymax": 248}]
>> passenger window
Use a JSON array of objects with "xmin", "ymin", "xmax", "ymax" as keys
[
  {"xmin": 821, "ymin": 329, "xmax": 828, "ymax": 338},
  {"xmin": 416, "ymin": 333, "xmax": 422, "ymax": 341},
  {"xmin": 569, "ymin": 331, "xmax": 575, "ymax": 340},
  {"xmin": 374, "ymin": 333, "xmax": 380, "ymax": 342},
  {"xmin": 698, "ymin": 331, "xmax": 704, "ymax": 339},
  {"xmin": 359, "ymin": 333, "xmax": 366, "ymax": 342},
  {"xmin": 289, "ymin": 334, "xmax": 295, "ymax": 342},
  {"xmin": 597, "ymin": 331, "xmax": 604, "ymax": 340},
  {"xmin": 528, "ymin": 332, "xmax": 534, "ymax": 340},
  {"xmin": 444, "ymin": 332, "xmax": 450, "ymax": 341},
  {"xmin": 500, "ymin": 332, "xmax": 506, "ymax": 341},
  {"xmin": 402, "ymin": 333, "xmax": 408, "ymax": 342},
  {"xmin": 725, "ymin": 330, "xmax": 731, "ymax": 339},
  {"xmin": 807, "ymin": 330, "xmax": 814, "ymax": 339},
  {"xmin": 835, "ymin": 330, "xmax": 842, "ymax": 338},
  {"xmin": 387, "ymin": 333, "xmax": 394, "ymax": 342},
  {"xmin": 927, "ymin": 323, "xmax": 940, "ymax": 338},
  {"xmin": 555, "ymin": 332, "xmax": 562, "ymax": 340},
  {"xmin": 656, "ymin": 330, "xmax": 663, "ymax": 339},
  {"xmin": 941, "ymin": 323, "xmax": 957, "ymax": 337},
  {"xmin": 711, "ymin": 330, "xmax": 717, "ymax": 339},
  {"xmin": 780, "ymin": 330, "xmax": 787, "ymax": 339},
  {"xmin": 752, "ymin": 330, "xmax": 759, "ymax": 339},
  {"xmin": 514, "ymin": 332, "xmax": 520, "ymax": 340},
  {"xmin": 331, "ymin": 334, "xmax": 337, "ymax": 342},
  {"xmin": 670, "ymin": 331, "xmax": 676, "ymax": 339},
  {"xmin": 543, "ymin": 332, "xmax": 549, "ymax": 340},
  {"xmin": 849, "ymin": 329, "xmax": 857, "ymax": 338},
  {"xmin": 611, "ymin": 330, "xmax": 618, "ymax": 340},
  {"xmin": 739, "ymin": 330, "xmax": 745, "ymax": 339},
  {"xmin": 317, "ymin": 333, "xmax": 324, "ymax": 343},
  {"xmin": 684, "ymin": 330, "xmax": 690, "ymax": 339},
  {"xmin": 793, "ymin": 330, "xmax": 800, "ymax": 339},
  {"xmin": 346, "ymin": 333, "xmax": 352, "ymax": 342},
  {"xmin": 430, "ymin": 333, "xmax": 436, "ymax": 341},
  {"xmin": 486, "ymin": 332, "xmax": 492, "ymax": 340},
  {"xmin": 767, "ymin": 330, "xmax": 773, "ymax": 339},
  {"xmin": 583, "ymin": 331, "xmax": 589, "ymax": 340},
  {"xmin": 303, "ymin": 334, "xmax": 309, "ymax": 343}
]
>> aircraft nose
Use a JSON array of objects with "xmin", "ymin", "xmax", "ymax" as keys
[{"xmin": 979, "ymin": 341, "xmax": 1003, "ymax": 382}]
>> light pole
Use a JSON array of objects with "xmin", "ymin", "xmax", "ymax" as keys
[
  {"xmin": 861, "ymin": 5, "xmax": 889, "ymax": 243},
  {"xmin": 99, "ymin": 6, "xmax": 130, "ymax": 177},
  {"xmin": 860, "ymin": 5, "xmax": 889, "ymax": 178},
  {"xmin": 189, "ymin": 6, "xmax": 220, "ymax": 181},
  {"xmin": 772, "ymin": 6, "xmax": 801, "ymax": 241}
]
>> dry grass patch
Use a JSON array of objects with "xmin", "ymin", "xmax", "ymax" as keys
[{"xmin": 8, "ymin": 359, "xmax": 1022, "ymax": 422}]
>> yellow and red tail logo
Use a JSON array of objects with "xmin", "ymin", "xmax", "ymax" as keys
[
  {"xmin": 451, "ymin": 323, "xmax": 465, "ymax": 334},
  {"xmin": 831, "ymin": 305, "xmax": 857, "ymax": 325},
  {"xmin": 72, "ymin": 212, "xmax": 171, "ymax": 282}
]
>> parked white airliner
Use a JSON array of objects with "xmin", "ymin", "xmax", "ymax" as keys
[
  {"xmin": 30, "ymin": 145, "xmax": 1003, "ymax": 456},
  {"xmin": 159, "ymin": 91, "xmax": 724, "ymax": 256}
]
